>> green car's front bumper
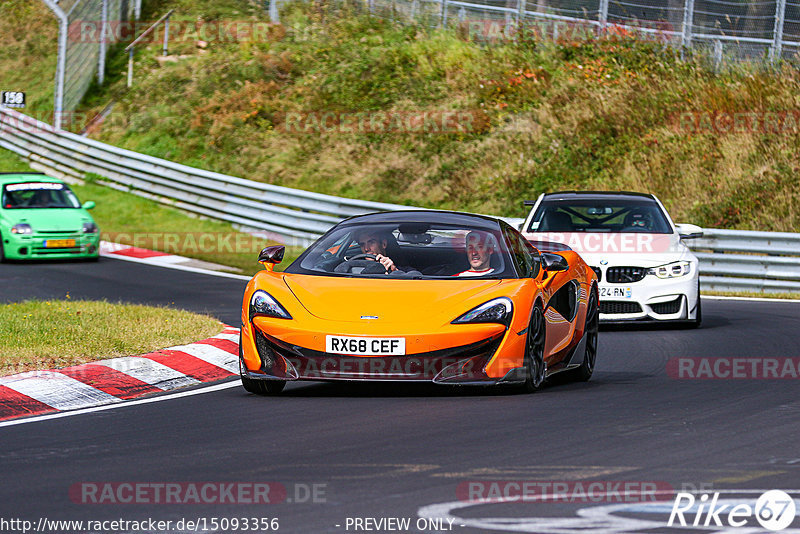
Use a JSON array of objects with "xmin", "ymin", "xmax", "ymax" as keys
[{"xmin": 2, "ymin": 231, "xmax": 100, "ymax": 260}]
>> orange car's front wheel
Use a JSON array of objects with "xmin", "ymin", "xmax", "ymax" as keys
[
  {"xmin": 523, "ymin": 305, "xmax": 546, "ymax": 393},
  {"xmin": 239, "ymin": 333, "xmax": 287, "ymax": 395},
  {"xmin": 569, "ymin": 289, "xmax": 598, "ymax": 382}
]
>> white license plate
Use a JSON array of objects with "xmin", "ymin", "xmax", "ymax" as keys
[
  {"xmin": 600, "ymin": 286, "xmax": 632, "ymax": 299},
  {"xmin": 325, "ymin": 335, "xmax": 406, "ymax": 355}
]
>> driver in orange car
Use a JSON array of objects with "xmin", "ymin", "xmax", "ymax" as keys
[
  {"xmin": 355, "ymin": 229, "xmax": 399, "ymax": 272},
  {"xmin": 456, "ymin": 230, "xmax": 497, "ymax": 277}
]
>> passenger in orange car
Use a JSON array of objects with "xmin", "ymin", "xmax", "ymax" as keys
[
  {"xmin": 355, "ymin": 229, "xmax": 399, "ymax": 272},
  {"xmin": 456, "ymin": 230, "xmax": 496, "ymax": 277}
]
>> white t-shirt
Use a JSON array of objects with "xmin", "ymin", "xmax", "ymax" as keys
[{"xmin": 456, "ymin": 268, "xmax": 495, "ymax": 277}]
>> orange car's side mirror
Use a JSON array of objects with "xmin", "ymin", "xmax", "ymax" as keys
[
  {"xmin": 542, "ymin": 252, "xmax": 568, "ymax": 273},
  {"xmin": 258, "ymin": 245, "xmax": 285, "ymax": 271}
]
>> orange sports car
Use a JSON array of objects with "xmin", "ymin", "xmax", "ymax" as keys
[{"xmin": 239, "ymin": 211, "xmax": 599, "ymax": 394}]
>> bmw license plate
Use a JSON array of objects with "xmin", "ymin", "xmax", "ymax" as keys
[
  {"xmin": 326, "ymin": 335, "xmax": 406, "ymax": 356},
  {"xmin": 600, "ymin": 286, "xmax": 632, "ymax": 299},
  {"xmin": 43, "ymin": 239, "xmax": 76, "ymax": 248}
]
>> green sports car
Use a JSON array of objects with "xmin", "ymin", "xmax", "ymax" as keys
[{"xmin": 1, "ymin": 173, "xmax": 100, "ymax": 261}]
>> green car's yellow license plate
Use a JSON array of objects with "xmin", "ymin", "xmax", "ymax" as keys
[{"xmin": 44, "ymin": 239, "xmax": 76, "ymax": 248}]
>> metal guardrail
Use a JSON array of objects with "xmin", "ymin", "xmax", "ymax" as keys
[
  {"xmin": 1, "ymin": 106, "xmax": 799, "ymax": 293},
  {"xmin": 0, "ymin": 106, "xmax": 421, "ymax": 247},
  {"xmin": 688, "ymin": 229, "xmax": 800, "ymax": 293}
]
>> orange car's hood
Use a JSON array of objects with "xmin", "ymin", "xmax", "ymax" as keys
[{"xmin": 283, "ymin": 275, "xmax": 503, "ymax": 324}]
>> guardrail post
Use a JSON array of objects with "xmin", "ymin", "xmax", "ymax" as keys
[
  {"xmin": 98, "ymin": 0, "xmax": 108, "ymax": 85},
  {"xmin": 124, "ymin": 11, "xmax": 175, "ymax": 88},
  {"xmin": 771, "ymin": 0, "xmax": 787, "ymax": 63},
  {"xmin": 127, "ymin": 48, "xmax": 134, "ymax": 88},
  {"xmin": 598, "ymin": 0, "xmax": 608, "ymax": 32},
  {"xmin": 517, "ymin": 0, "xmax": 526, "ymax": 25},
  {"xmin": 713, "ymin": 38, "xmax": 723, "ymax": 69},
  {"xmin": 40, "ymin": 0, "xmax": 67, "ymax": 130},
  {"xmin": 681, "ymin": 0, "xmax": 694, "ymax": 49},
  {"xmin": 441, "ymin": 0, "xmax": 449, "ymax": 27},
  {"xmin": 269, "ymin": 0, "xmax": 280, "ymax": 23},
  {"xmin": 163, "ymin": 13, "xmax": 171, "ymax": 56}
]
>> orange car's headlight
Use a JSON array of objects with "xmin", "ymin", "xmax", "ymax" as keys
[
  {"xmin": 452, "ymin": 297, "xmax": 513, "ymax": 328},
  {"xmin": 249, "ymin": 290, "xmax": 292, "ymax": 321}
]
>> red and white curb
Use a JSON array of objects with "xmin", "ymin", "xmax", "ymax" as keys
[
  {"xmin": 101, "ymin": 240, "xmax": 188, "ymax": 262},
  {"xmin": 0, "ymin": 326, "xmax": 241, "ymax": 422},
  {"xmin": 99, "ymin": 241, "xmax": 251, "ymax": 280}
]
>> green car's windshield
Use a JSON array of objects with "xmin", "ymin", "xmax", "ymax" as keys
[{"xmin": 2, "ymin": 182, "xmax": 82, "ymax": 209}]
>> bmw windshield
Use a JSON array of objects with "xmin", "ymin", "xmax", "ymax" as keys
[{"xmin": 528, "ymin": 198, "xmax": 672, "ymax": 234}]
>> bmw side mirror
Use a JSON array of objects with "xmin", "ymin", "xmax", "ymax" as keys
[
  {"xmin": 676, "ymin": 223, "xmax": 703, "ymax": 239},
  {"xmin": 542, "ymin": 252, "xmax": 568, "ymax": 273},
  {"xmin": 82, "ymin": 201, "xmax": 95, "ymax": 210},
  {"xmin": 258, "ymin": 245, "xmax": 285, "ymax": 271}
]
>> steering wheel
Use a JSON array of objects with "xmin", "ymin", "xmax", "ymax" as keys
[
  {"xmin": 346, "ymin": 253, "xmax": 376, "ymax": 261},
  {"xmin": 336, "ymin": 253, "xmax": 389, "ymax": 274}
]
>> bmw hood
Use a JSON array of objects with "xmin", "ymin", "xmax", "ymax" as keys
[{"xmin": 283, "ymin": 276, "xmax": 504, "ymax": 324}]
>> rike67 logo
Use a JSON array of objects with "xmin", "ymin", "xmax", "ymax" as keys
[{"xmin": 669, "ymin": 490, "xmax": 797, "ymax": 531}]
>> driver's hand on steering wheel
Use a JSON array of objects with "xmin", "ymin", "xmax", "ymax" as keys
[{"xmin": 375, "ymin": 254, "xmax": 397, "ymax": 272}]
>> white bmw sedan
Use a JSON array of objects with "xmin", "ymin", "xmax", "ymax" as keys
[{"xmin": 521, "ymin": 191, "xmax": 703, "ymax": 327}]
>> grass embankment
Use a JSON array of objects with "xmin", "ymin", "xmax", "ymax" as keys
[
  {"xmin": 3, "ymin": 0, "xmax": 799, "ymax": 259},
  {"xmin": 0, "ymin": 1, "xmax": 57, "ymax": 117},
  {"xmin": 0, "ymin": 148, "xmax": 301, "ymax": 274},
  {"xmin": 0, "ymin": 299, "xmax": 222, "ymax": 376},
  {"xmin": 43, "ymin": 0, "xmax": 797, "ymax": 232}
]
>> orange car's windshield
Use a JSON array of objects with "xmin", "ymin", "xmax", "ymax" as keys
[{"xmin": 289, "ymin": 223, "xmax": 516, "ymax": 279}]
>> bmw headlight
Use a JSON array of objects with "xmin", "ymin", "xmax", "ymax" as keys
[
  {"xmin": 10, "ymin": 223, "xmax": 32, "ymax": 235},
  {"xmin": 452, "ymin": 297, "xmax": 513, "ymax": 327},
  {"xmin": 249, "ymin": 290, "xmax": 292, "ymax": 321},
  {"xmin": 82, "ymin": 222, "xmax": 99, "ymax": 234},
  {"xmin": 647, "ymin": 261, "xmax": 692, "ymax": 279}
]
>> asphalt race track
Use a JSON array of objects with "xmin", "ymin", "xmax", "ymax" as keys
[{"xmin": 1, "ymin": 258, "xmax": 799, "ymax": 534}]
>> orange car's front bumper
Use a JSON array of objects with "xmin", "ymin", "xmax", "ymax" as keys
[{"xmin": 240, "ymin": 318, "xmax": 528, "ymax": 385}]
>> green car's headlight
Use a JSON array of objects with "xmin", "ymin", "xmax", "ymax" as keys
[
  {"xmin": 647, "ymin": 261, "xmax": 692, "ymax": 279},
  {"xmin": 82, "ymin": 222, "xmax": 99, "ymax": 234},
  {"xmin": 452, "ymin": 297, "xmax": 513, "ymax": 327},
  {"xmin": 11, "ymin": 223, "xmax": 32, "ymax": 235},
  {"xmin": 249, "ymin": 290, "xmax": 292, "ymax": 321}
]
